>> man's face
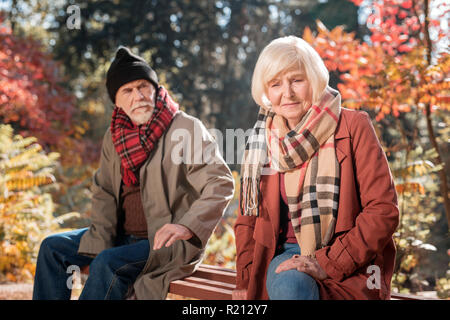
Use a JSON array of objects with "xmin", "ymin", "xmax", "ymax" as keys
[{"xmin": 115, "ymin": 79, "xmax": 156, "ymax": 125}]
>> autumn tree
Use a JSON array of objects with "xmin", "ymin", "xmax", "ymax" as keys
[{"xmin": 0, "ymin": 13, "xmax": 95, "ymax": 167}]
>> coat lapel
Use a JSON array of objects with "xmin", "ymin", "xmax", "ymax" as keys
[
  {"xmin": 260, "ymin": 169, "xmax": 280, "ymax": 240},
  {"xmin": 335, "ymin": 110, "xmax": 350, "ymax": 164},
  {"xmin": 109, "ymin": 140, "xmax": 124, "ymax": 199}
]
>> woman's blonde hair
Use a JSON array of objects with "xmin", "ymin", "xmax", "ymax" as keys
[{"xmin": 251, "ymin": 36, "xmax": 329, "ymax": 109}]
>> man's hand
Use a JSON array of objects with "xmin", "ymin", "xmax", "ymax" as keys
[
  {"xmin": 232, "ymin": 289, "xmax": 248, "ymax": 300},
  {"xmin": 153, "ymin": 223, "xmax": 194, "ymax": 250},
  {"xmin": 275, "ymin": 254, "xmax": 328, "ymax": 281}
]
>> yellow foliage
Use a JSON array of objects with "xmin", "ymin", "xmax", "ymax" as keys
[
  {"xmin": 202, "ymin": 171, "xmax": 240, "ymax": 269},
  {"xmin": 400, "ymin": 254, "xmax": 418, "ymax": 272},
  {"xmin": 395, "ymin": 182, "xmax": 425, "ymax": 195},
  {"xmin": 6, "ymin": 176, "xmax": 56, "ymax": 192},
  {"xmin": 203, "ymin": 216, "xmax": 237, "ymax": 270},
  {"xmin": 436, "ymin": 276, "xmax": 450, "ymax": 299},
  {"xmin": 0, "ymin": 124, "xmax": 61, "ymax": 283}
]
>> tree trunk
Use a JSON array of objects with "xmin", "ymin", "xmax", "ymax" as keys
[{"xmin": 423, "ymin": 0, "xmax": 450, "ymax": 229}]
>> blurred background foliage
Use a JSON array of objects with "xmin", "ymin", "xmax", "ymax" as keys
[
  {"xmin": 0, "ymin": 0, "xmax": 448, "ymax": 298},
  {"xmin": 0, "ymin": 124, "xmax": 79, "ymax": 283}
]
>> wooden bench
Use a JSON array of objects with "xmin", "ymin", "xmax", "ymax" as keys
[
  {"xmin": 168, "ymin": 265, "xmax": 439, "ymax": 300},
  {"xmin": 169, "ymin": 264, "xmax": 236, "ymax": 299},
  {"xmin": 80, "ymin": 264, "xmax": 436, "ymax": 300}
]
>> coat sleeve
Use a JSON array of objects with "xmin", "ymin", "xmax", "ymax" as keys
[
  {"xmin": 233, "ymin": 211, "xmax": 257, "ymax": 290},
  {"xmin": 315, "ymin": 111, "xmax": 399, "ymax": 281},
  {"xmin": 176, "ymin": 118, "xmax": 235, "ymax": 249},
  {"xmin": 78, "ymin": 130, "xmax": 119, "ymax": 257}
]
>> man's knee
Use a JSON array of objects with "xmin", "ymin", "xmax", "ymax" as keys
[
  {"xmin": 39, "ymin": 234, "xmax": 67, "ymax": 254},
  {"xmin": 88, "ymin": 250, "xmax": 114, "ymax": 274}
]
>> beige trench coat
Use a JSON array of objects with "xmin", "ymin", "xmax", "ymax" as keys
[{"xmin": 77, "ymin": 111, "xmax": 235, "ymax": 299}]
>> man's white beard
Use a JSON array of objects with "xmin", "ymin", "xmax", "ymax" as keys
[
  {"xmin": 130, "ymin": 109, "xmax": 153, "ymax": 125},
  {"xmin": 128, "ymin": 100, "xmax": 154, "ymax": 125}
]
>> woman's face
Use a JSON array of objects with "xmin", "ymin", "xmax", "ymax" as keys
[{"xmin": 266, "ymin": 69, "xmax": 312, "ymax": 129}]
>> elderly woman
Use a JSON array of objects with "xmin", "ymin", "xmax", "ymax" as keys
[{"xmin": 233, "ymin": 36, "xmax": 399, "ymax": 300}]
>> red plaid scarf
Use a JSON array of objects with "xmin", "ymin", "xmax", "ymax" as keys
[{"xmin": 111, "ymin": 86, "xmax": 179, "ymax": 186}]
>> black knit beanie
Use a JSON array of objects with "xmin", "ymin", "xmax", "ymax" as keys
[{"xmin": 106, "ymin": 46, "xmax": 158, "ymax": 103}]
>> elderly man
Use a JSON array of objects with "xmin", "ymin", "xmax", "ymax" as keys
[{"xmin": 32, "ymin": 47, "xmax": 234, "ymax": 300}]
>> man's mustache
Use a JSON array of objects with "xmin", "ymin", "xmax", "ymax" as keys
[{"xmin": 131, "ymin": 101, "xmax": 154, "ymax": 112}]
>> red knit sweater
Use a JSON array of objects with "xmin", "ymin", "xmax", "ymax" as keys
[{"xmin": 279, "ymin": 172, "xmax": 298, "ymax": 244}]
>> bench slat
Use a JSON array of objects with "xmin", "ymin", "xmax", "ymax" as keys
[
  {"xmin": 180, "ymin": 276, "xmax": 236, "ymax": 291},
  {"xmin": 169, "ymin": 280, "xmax": 233, "ymax": 300},
  {"xmin": 193, "ymin": 267, "xmax": 236, "ymax": 284},
  {"xmin": 390, "ymin": 292, "xmax": 436, "ymax": 300},
  {"xmin": 197, "ymin": 264, "xmax": 237, "ymax": 273}
]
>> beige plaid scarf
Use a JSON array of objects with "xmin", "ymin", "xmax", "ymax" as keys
[{"xmin": 240, "ymin": 86, "xmax": 341, "ymax": 257}]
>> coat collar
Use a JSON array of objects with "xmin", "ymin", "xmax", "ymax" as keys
[
  {"xmin": 335, "ymin": 111, "xmax": 350, "ymax": 163},
  {"xmin": 335, "ymin": 110, "xmax": 350, "ymax": 140}
]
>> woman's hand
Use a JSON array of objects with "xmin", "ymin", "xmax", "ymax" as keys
[
  {"xmin": 232, "ymin": 289, "xmax": 248, "ymax": 300},
  {"xmin": 275, "ymin": 254, "xmax": 328, "ymax": 281}
]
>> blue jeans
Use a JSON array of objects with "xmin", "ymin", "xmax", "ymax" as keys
[
  {"xmin": 32, "ymin": 228, "xmax": 149, "ymax": 300},
  {"xmin": 266, "ymin": 243, "xmax": 320, "ymax": 300}
]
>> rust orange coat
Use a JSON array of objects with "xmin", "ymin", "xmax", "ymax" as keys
[{"xmin": 234, "ymin": 108, "xmax": 399, "ymax": 300}]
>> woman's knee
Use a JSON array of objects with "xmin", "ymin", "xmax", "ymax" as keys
[{"xmin": 267, "ymin": 270, "xmax": 319, "ymax": 300}]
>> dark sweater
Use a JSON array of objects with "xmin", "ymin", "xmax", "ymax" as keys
[{"xmin": 120, "ymin": 184, "xmax": 148, "ymax": 238}]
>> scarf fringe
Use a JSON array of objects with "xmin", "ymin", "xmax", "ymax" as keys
[
  {"xmin": 240, "ymin": 176, "xmax": 260, "ymax": 216},
  {"xmin": 122, "ymin": 167, "xmax": 139, "ymax": 186}
]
